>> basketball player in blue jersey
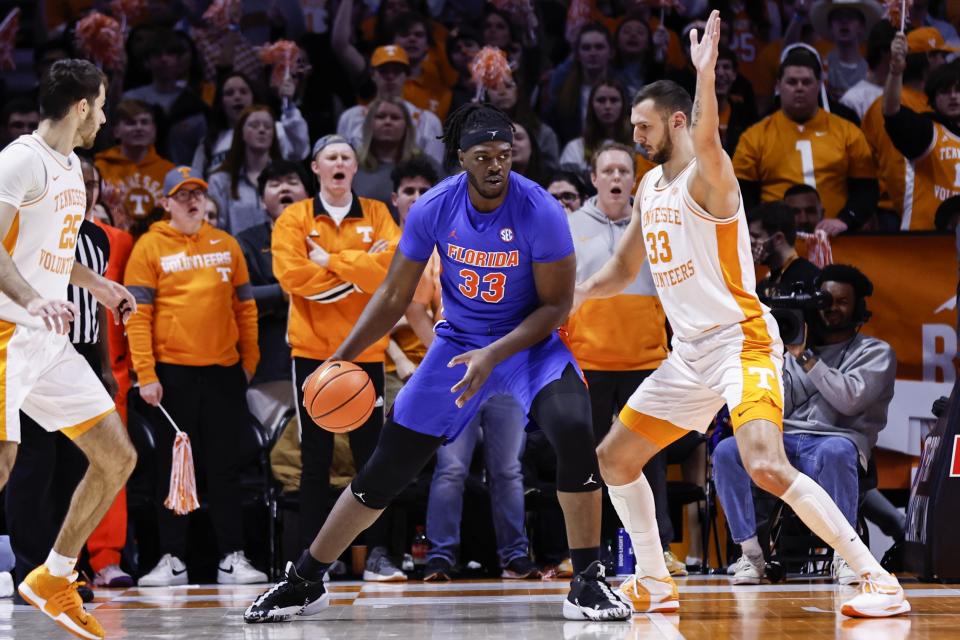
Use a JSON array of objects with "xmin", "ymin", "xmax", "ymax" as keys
[{"xmin": 245, "ymin": 104, "xmax": 631, "ymax": 623}]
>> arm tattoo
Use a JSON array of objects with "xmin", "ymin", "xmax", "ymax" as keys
[{"xmin": 692, "ymin": 93, "xmax": 702, "ymax": 128}]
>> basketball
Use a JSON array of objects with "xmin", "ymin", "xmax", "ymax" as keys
[{"xmin": 302, "ymin": 361, "xmax": 376, "ymax": 433}]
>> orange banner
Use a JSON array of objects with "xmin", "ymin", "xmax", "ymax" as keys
[{"xmin": 827, "ymin": 234, "xmax": 956, "ymax": 384}]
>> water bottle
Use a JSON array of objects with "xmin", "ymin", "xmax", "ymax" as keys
[
  {"xmin": 412, "ymin": 525, "xmax": 428, "ymax": 566},
  {"xmin": 616, "ymin": 528, "xmax": 635, "ymax": 575}
]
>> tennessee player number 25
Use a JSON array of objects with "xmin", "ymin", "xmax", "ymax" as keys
[{"xmin": 58, "ymin": 214, "xmax": 83, "ymax": 250}]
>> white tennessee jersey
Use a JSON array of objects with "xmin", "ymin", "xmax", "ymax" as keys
[
  {"xmin": 0, "ymin": 133, "xmax": 85, "ymax": 327},
  {"xmin": 637, "ymin": 158, "xmax": 778, "ymax": 343}
]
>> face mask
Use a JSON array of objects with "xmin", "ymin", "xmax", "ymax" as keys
[{"xmin": 752, "ymin": 237, "xmax": 774, "ymax": 264}]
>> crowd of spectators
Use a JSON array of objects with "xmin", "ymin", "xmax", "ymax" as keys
[{"xmin": 0, "ymin": 0, "xmax": 951, "ymax": 588}]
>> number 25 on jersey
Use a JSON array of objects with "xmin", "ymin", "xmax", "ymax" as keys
[
  {"xmin": 58, "ymin": 214, "xmax": 83, "ymax": 250},
  {"xmin": 458, "ymin": 268, "xmax": 506, "ymax": 303}
]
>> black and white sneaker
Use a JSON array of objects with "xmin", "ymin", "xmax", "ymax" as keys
[
  {"xmin": 243, "ymin": 562, "xmax": 329, "ymax": 623},
  {"xmin": 562, "ymin": 561, "xmax": 631, "ymax": 621}
]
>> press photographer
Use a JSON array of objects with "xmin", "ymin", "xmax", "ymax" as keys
[{"xmin": 714, "ymin": 264, "xmax": 900, "ymax": 585}]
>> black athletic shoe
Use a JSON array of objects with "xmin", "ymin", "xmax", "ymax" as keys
[
  {"xmin": 423, "ymin": 557, "xmax": 453, "ymax": 582},
  {"xmin": 562, "ymin": 561, "xmax": 631, "ymax": 621},
  {"xmin": 501, "ymin": 555, "xmax": 541, "ymax": 579},
  {"xmin": 243, "ymin": 562, "xmax": 329, "ymax": 623}
]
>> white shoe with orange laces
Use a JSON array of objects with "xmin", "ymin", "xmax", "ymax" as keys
[
  {"xmin": 840, "ymin": 573, "xmax": 911, "ymax": 618},
  {"xmin": 615, "ymin": 574, "xmax": 679, "ymax": 614}
]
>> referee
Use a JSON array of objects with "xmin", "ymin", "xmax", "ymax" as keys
[{"xmin": 5, "ymin": 158, "xmax": 126, "ymax": 591}]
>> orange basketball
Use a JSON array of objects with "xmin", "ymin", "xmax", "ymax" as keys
[{"xmin": 303, "ymin": 361, "xmax": 376, "ymax": 433}]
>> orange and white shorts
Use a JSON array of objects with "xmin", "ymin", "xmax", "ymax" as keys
[
  {"xmin": 0, "ymin": 320, "xmax": 115, "ymax": 443},
  {"xmin": 620, "ymin": 322, "xmax": 784, "ymax": 447}
]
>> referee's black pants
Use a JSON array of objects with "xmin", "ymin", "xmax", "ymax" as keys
[
  {"xmin": 5, "ymin": 343, "xmax": 99, "ymax": 583},
  {"xmin": 153, "ymin": 362, "xmax": 248, "ymax": 559},
  {"xmin": 293, "ymin": 358, "xmax": 389, "ymax": 550}
]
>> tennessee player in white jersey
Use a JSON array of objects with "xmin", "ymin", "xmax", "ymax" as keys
[
  {"xmin": 575, "ymin": 12, "xmax": 910, "ymax": 620},
  {"xmin": 0, "ymin": 60, "xmax": 138, "ymax": 639}
]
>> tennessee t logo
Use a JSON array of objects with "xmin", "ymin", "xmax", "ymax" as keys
[{"xmin": 747, "ymin": 367, "xmax": 775, "ymax": 390}]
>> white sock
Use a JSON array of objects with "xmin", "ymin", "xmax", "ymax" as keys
[
  {"xmin": 608, "ymin": 473, "xmax": 670, "ymax": 579},
  {"xmin": 45, "ymin": 550, "xmax": 77, "ymax": 579},
  {"xmin": 781, "ymin": 473, "xmax": 884, "ymax": 577}
]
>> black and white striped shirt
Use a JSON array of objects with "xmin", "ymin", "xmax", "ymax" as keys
[{"xmin": 68, "ymin": 220, "xmax": 110, "ymax": 345}]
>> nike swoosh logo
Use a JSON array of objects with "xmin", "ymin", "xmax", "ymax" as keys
[
  {"xmin": 218, "ymin": 566, "xmax": 233, "ymax": 574},
  {"xmin": 52, "ymin": 175, "xmax": 60, "ymax": 181},
  {"xmin": 172, "ymin": 568, "xmax": 187, "ymax": 576},
  {"xmin": 210, "ymin": 239, "xmax": 222, "ymax": 244},
  {"xmin": 260, "ymin": 248, "xmax": 270, "ymax": 253}
]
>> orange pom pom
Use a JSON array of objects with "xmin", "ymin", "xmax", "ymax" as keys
[
  {"xmin": 203, "ymin": 0, "xmax": 242, "ymax": 30},
  {"xmin": 0, "ymin": 8, "xmax": 20, "ymax": 72},
  {"xmin": 470, "ymin": 46, "xmax": 512, "ymax": 99},
  {"xmin": 164, "ymin": 431, "xmax": 200, "ymax": 515},
  {"xmin": 75, "ymin": 12, "xmax": 125, "ymax": 71},
  {"xmin": 260, "ymin": 40, "xmax": 299, "ymax": 87},
  {"xmin": 565, "ymin": 0, "xmax": 591, "ymax": 45},
  {"xmin": 884, "ymin": 0, "xmax": 914, "ymax": 31}
]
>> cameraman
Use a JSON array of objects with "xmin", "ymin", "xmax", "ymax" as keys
[
  {"xmin": 749, "ymin": 201, "xmax": 820, "ymax": 298},
  {"xmin": 713, "ymin": 264, "xmax": 896, "ymax": 586}
]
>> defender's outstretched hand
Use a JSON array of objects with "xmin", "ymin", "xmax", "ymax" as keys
[{"xmin": 689, "ymin": 9, "xmax": 721, "ymax": 75}]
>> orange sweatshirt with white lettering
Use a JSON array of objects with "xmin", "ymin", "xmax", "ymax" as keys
[
  {"xmin": 272, "ymin": 195, "xmax": 400, "ymax": 362},
  {"xmin": 123, "ymin": 220, "xmax": 259, "ymax": 385}
]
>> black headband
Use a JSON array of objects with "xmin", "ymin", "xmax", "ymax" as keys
[{"xmin": 459, "ymin": 125, "xmax": 513, "ymax": 152}]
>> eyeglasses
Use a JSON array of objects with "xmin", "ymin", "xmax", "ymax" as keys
[
  {"xmin": 171, "ymin": 189, "xmax": 206, "ymax": 203},
  {"xmin": 553, "ymin": 191, "xmax": 579, "ymax": 202}
]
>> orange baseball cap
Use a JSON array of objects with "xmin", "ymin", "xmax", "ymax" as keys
[
  {"xmin": 371, "ymin": 45, "xmax": 410, "ymax": 68},
  {"xmin": 907, "ymin": 27, "xmax": 960, "ymax": 54}
]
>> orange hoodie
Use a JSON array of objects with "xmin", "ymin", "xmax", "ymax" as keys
[
  {"xmin": 124, "ymin": 220, "xmax": 259, "ymax": 385},
  {"xmin": 272, "ymin": 195, "xmax": 400, "ymax": 362},
  {"xmin": 95, "ymin": 145, "xmax": 175, "ymax": 221}
]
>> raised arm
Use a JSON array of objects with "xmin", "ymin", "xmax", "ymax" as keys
[
  {"xmin": 330, "ymin": 0, "xmax": 367, "ymax": 82},
  {"xmin": 685, "ymin": 10, "xmax": 740, "ymax": 220},
  {"xmin": 573, "ymin": 188, "xmax": 647, "ymax": 310}
]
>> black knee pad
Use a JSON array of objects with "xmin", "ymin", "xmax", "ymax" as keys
[
  {"xmin": 349, "ymin": 419, "xmax": 443, "ymax": 509},
  {"xmin": 531, "ymin": 366, "xmax": 602, "ymax": 493}
]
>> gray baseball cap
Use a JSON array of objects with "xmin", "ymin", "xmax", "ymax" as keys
[{"xmin": 162, "ymin": 166, "xmax": 208, "ymax": 196}]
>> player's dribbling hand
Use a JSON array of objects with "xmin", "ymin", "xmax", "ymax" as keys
[
  {"xmin": 140, "ymin": 381, "xmax": 163, "ymax": 407},
  {"xmin": 26, "ymin": 298, "xmax": 78, "ymax": 335},
  {"xmin": 448, "ymin": 347, "xmax": 497, "ymax": 408}
]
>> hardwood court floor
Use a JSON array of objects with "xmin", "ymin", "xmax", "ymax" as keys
[{"xmin": 4, "ymin": 575, "xmax": 957, "ymax": 639}]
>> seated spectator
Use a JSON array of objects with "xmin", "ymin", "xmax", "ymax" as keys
[
  {"xmin": 354, "ymin": 97, "xmax": 440, "ymax": 214},
  {"xmin": 510, "ymin": 118, "xmax": 549, "ymax": 186},
  {"xmin": 336, "ymin": 45, "xmax": 445, "ymax": 166},
  {"xmin": 546, "ymin": 170, "xmax": 588, "ymax": 214},
  {"xmin": 715, "ymin": 45, "xmax": 758, "ymax": 155},
  {"xmin": 125, "ymin": 166, "xmax": 266, "ymax": 587},
  {"xmin": 237, "ymin": 160, "xmax": 312, "ymax": 431},
  {"xmin": 613, "ymin": 14, "xmax": 666, "ymax": 101},
  {"xmin": 192, "ymin": 72, "xmax": 310, "ymax": 177},
  {"xmin": 841, "ymin": 21, "xmax": 896, "ymax": 120},
  {"xmin": 389, "ymin": 12, "xmax": 455, "ymax": 120},
  {"xmin": 749, "ymin": 202, "xmax": 822, "ymax": 299},
  {"xmin": 861, "ymin": 28, "xmax": 945, "ymax": 223},
  {"xmin": 94, "ymin": 100, "xmax": 175, "ymax": 230},
  {"xmin": 883, "ymin": 31, "xmax": 960, "ymax": 231},
  {"xmin": 809, "ymin": 0, "xmax": 880, "ymax": 100},
  {"xmin": 488, "ymin": 74, "xmax": 560, "ymax": 168},
  {"xmin": 446, "ymin": 27, "xmax": 482, "ymax": 113},
  {"xmin": 559, "ymin": 77, "xmax": 633, "ymax": 176},
  {"xmin": 714, "ymin": 264, "xmax": 894, "ymax": 586},
  {"xmin": 784, "ymin": 183, "xmax": 826, "ymax": 232},
  {"xmin": 0, "ymin": 98, "xmax": 40, "ymax": 149},
  {"xmin": 122, "ymin": 29, "xmax": 208, "ymax": 164},
  {"xmin": 733, "ymin": 46, "xmax": 878, "ymax": 235},
  {"xmin": 208, "ymin": 105, "xmax": 282, "ymax": 235},
  {"xmin": 543, "ymin": 23, "xmax": 616, "ymax": 144}
]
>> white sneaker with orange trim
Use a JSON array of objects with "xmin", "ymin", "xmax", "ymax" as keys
[
  {"xmin": 840, "ymin": 573, "xmax": 911, "ymax": 618},
  {"xmin": 615, "ymin": 574, "xmax": 679, "ymax": 614},
  {"xmin": 17, "ymin": 565, "xmax": 104, "ymax": 639}
]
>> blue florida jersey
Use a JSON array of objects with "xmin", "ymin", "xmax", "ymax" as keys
[{"xmin": 398, "ymin": 171, "xmax": 574, "ymax": 335}]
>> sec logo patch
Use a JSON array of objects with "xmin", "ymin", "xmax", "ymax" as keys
[{"xmin": 500, "ymin": 228, "xmax": 514, "ymax": 242}]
